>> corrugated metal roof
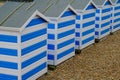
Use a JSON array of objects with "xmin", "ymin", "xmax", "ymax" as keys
[
  {"xmin": 93, "ymin": 0, "xmax": 106, "ymax": 6},
  {"xmin": 0, "ymin": 0, "xmax": 74, "ymax": 28},
  {"xmin": 71, "ymin": 0, "xmax": 90, "ymax": 10},
  {"xmin": 0, "ymin": 1, "xmax": 22, "ymax": 25},
  {"xmin": 1, "ymin": 0, "xmax": 52, "ymax": 28},
  {"xmin": 110, "ymin": 0, "xmax": 117, "ymax": 3},
  {"xmin": 43, "ymin": 0, "xmax": 70, "ymax": 17}
]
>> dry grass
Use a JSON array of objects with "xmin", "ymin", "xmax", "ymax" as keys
[{"xmin": 39, "ymin": 30, "xmax": 120, "ymax": 80}]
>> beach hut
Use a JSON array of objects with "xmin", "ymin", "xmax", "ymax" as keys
[
  {"xmin": 43, "ymin": 0, "xmax": 77, "ymax": 67},
  {"xmin": 70, "ymin": 0, "xmax": 97, "ymax": 52},
  {"xmin": 0, "ymin": 1, "xmax": 50, "ymax": 80},
  {"xmin": 110, "ymin": 0, "xmax": 120, "ymax": 33},
  {"xmin": 93, "ymin": 0, "xmax": 112, "ymax": 41}
]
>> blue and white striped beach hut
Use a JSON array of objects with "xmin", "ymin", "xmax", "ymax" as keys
[
  {"xmin": 93, "ymin": 0, "xmax": 112, "ymax": 40},
  {"xmin": 0, "ymin": 1, "xmax": 50, "ymax": 80},
  {"xmin": 110, "ymin": 0, "xmax": 120, "ymax": 33},
  {"xmin": 43, "ymin": 0, "xmax": 77, "ymax": 66},
  {"xmin": 71, "ymin": 0, "xmax": 97, "ymax": 51}
]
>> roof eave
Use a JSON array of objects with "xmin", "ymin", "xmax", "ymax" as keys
[{"xmin": 0, "ymin": 26, "xmax": 20, "ymax": 32}]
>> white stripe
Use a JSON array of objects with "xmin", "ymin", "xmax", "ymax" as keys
[
  {"xmin": 101, "ymin": 25, "xmax": 110, "ymax": 31},
  {"xmin": 59, "ymin": 16, "xmax": 75, "ymax": 23},
  {"xmin": 84, "ymin": 9, "xmax": 95, "ymax": 14},
  {"xmin": 21, "ymin": 46, "xmax": 47, "ymax": 62},
  {"xmin": 28, "ymin": 68, "xmax": 47, "ymax": 80},
  {"xmin": 101, "ymin": 19, "xmax": 110, "ymax": 24},
  {"xmin": 82, "ymin": 25, "xmax": 95, "ymax": 32},
  {"xmin": 47, "ymin": 39, "xmax": 56, "ymax": 45},
  {"xmin": 57, "ymin": 24, "xmax": 75, "ymax": 34},
  {"xmin": 57, "ymin": 34, "xmax": 74, "ymax": 44},
  {"xmin": 48, "ymin": 60, "xmax": 54, "ymax": 65},
  {"xmin": 81, "ymin": 39, "xmax": 94, "ymax": 49},
  {"xmin": 22, "ymin": 23, "xmax": 47, "ymax": 35},
  {"xmin": 0, "ymin": 42, "xmax": 18, "ymax": 49},
  {"xmin": 48, "ymin": 50, "xmax": 56, "ymax": 56},
  {"xmin": 0, "ymin": 68, "xmax": 18, "ymax": 76},
  {"xmin": 82, "ymin": 32, "xmax": 94, "ymax": 40},
  {"xmin": 21, "ymin": 34, "xmax": 47, "ymax": 49},
  {"xmin": 0, "ymin": 30, "xmax": 19, "ymax": 36},
  {"xmin": 47, "ymin": 29, "xmax": 56, "ymax": 34},
  {"xmin": 0, "ymin": 55, "xmax": 18, "ymax": 63},
  {"xmin": 82, "ymin": 17, "xmax": 95, "ymax": 23},
  {"xmin": 57, "ymin": 52, "xmax": 75, "ymax": 65},
  {"xmin": 22, "ymin": 57, "xmax": 47, "ymax": 75},
  {"xmin": 57, "ymin": 43, "xmax": 75, "ymax": 54}
]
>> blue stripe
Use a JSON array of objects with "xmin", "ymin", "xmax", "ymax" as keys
[
  {"xmin": 114, "ymin": 23, "xmax": 120, "ymax": 29},
  {"xmin": 26, "ymin": 18, "xmax": 46, "ymax": 27},
  {"xmin": 83, "ymin": 12, "xmax": 95, "ymax": 19},
  {"xmin": 22, "ymin": 62, "xmax": 46, "ymax": 80},
  {"xmin": 22, "ymin": 51, "xmax": 46, "ymax": 69},
  {"xmin": 95, "ymin": 24, "xmax": 99, "ymax": 28},
  {"xmin": 96, "ymin": 9, "xmax": 100, "ymax": 13},
  {"xmin": 76, "ymin": 15, "xmax": 80, "ymax": 20},
  {"xmin": 114, "ymin": 12, "xmax": 120, "ymax": 17},
  {"xmin": 57, "ymin": 47, "xmax": 74, "ymax": 60},
  {"xmin": 61, "ymin": 10, "xmax": 75, "ymax": 17},
  {"xmin": 75, "ymin": 41, "xmax": 79, "ymax": 45},
  {"xmin": 0, "ymin": 74, "xmax": 18, "ymax": 80},
  {"xmin": 57, "ymin": 29, "xmax": 75, "ymax": 39},
  {"xmin": 76, "ymin": 32, "xmax": 80, "ymax": 37},
  {"xmin": 101, "ymin": 21, "xmax": 110, "ymax": 28},
  {"xmin": 48, "ymin": 23, "xmax": 55, "ymax": 29},
  {"xmin": 95, "ymin": 31, "xmax": 99, "ymax": 35},
  {"xmin": 21, "ymin": 28, "xmax": 46, "ymax": 42},
  {"xmin": 22, "ymin": 40, "xmax": 46, "ymax": 56},
  {"xmin": 58, "ymin": 20, "xmax": 75, "ymax": 29},
  {"xmin": 82, "ymin": 28, "xmax": 94, "ymax": 36},
  {"xmin": 48, "ymin": 54, "xmax": 54, "ymax": 60},
  {"xmin": 86, "ymin": 3, "xmax": 96, "ymax": 10},
  {"xmin": 82, "ymin": 36, "xmax": 94, "ymax": 45},
  {"xmin": 101, "ymin": 14, "xmax": 111, "ymax": 20},
  {"xmin": 102, "ymin": 8, "xmax": 111, "ymax": 13},
  {"xmin": 57, "ymin": 38, "xmax": 74, "ymax": 49},
  {"xmin": 76, "ymin": 24, "xmax": 80, "ymax": 28},
  {"xmin": 48, "ymin": 34, "xmax": 55, "ymax": 40},
  {"xmin": 0, "ymin": 34, "xmax": 17, "ymax": 43},
  {"xmin": 96, "ymin": 17, "xmax": 100, "ymax": 21},
  {"xmin": 115, "ymin": 6, "xmax": 120, "ymax": 10},
  {"xmin": 83, "ymin": 20, "xmax": 95, "ymax": 28},
  {"xmin": 48, "ymin": 44, "xmax": 55, "ymax": 50},
  {"xmin": 104, "ymin": 1, "xmax": 111, "ymax": 6},
  {"xmin": 114, "ymin": 18, "xmax": 120, "ymax": 23},
  {"xmin": 0, "ymin": 48, "xmax": 17, "ymax": 56},
  {"xmin": 101, "ymin": 28, "xmax": 110, "ymax": 35},
  {"xmin": 0, "ymin": 61, "xmax": 18, "ymax": 69},
  {"xmin": 117, "ymin": 0, "xmax": 120, "ymax": 4}
]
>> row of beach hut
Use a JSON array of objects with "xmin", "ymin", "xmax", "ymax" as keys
[{"xmin": 0, "ymin": 0, "xmax": 120, "ymax": 80}]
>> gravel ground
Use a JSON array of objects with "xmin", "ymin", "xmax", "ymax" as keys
[{"xmin": 39, "ymin": 31, "xmax": 120, "ymax": 80}]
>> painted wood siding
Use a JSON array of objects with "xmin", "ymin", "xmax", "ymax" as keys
[
  {"xmin": 21, "ymin": 16, "xmax": 47, "ymax": 80},
  {"xmin": 75, "ymin": 3, "xmax": 96, "ymax": 50},
  {"xmin": 48, "ymin": 9, "xmax": 76, "ymax": 66},
  {"xmin": 95, "ymin": 1, "xmax": 111, "ymax": 39},
  {"xmin": 0, "ymin": 31, "xmax": 19, "ymax": 80},
  {"xmin": 111, "ymin": 2, "xmax": 120, "ymax": 32}
]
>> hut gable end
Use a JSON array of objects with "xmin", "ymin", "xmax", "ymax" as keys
[
  {"xmin": 104, "ymin": 0, "xmax": 112, "ymax": 6},
  {"xmin": 85, "ymin": 3, "xmax": 96, "ymax": 10}
]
